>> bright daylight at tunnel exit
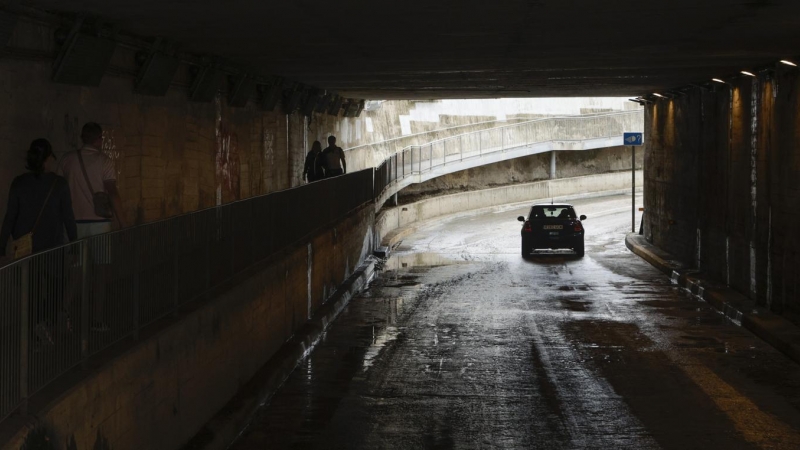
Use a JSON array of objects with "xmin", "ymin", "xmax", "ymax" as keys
[{"xmin": 1, "ymin": 1, "xmax": 800, "ymax": 449}]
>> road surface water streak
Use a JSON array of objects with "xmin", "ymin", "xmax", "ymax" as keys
[{"xmin": 230, "ymin": 194, "xmax": 800, "ymax": 449}]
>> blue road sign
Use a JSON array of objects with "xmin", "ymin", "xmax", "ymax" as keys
[{"xmin": 623, "ymin": 132, "xmax": 643, "ymax": 146}]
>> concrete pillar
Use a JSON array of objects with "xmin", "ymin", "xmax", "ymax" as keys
[{"xmin": 550, "ymin": 151, "xmax": 557, "ymax": 179}]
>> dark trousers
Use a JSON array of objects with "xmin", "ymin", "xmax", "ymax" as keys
[{"xmin": 325, "ymin": 168, "xmax": 344, "ymax": 178}]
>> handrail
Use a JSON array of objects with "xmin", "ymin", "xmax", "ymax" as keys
[
  {"xmin": 343, "ymin": 117, "xmax": 530, "ymax": 153},
  {"xmin": 398, "ymin": 110, "xmax": 641, "ymax": 150},
  {"xmin": 0, "ymin": 169, "xmax": 376, "ymax": 421},
  {"xmin": 344, "ymin": 110, "xmax": 642, "ymax": 154}
]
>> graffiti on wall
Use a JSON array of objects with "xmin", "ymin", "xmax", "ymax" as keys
[
  {"xmin": 215, "ymin": 97, "xmax": 240, "ymax": 204},
  {"xmin": 101, "ymin": 129, "xmax": 122, "ymax": 178}
]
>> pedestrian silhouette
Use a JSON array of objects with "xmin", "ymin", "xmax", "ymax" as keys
[
  {"xmin": 1, "ymin": 138, "xmax": 77, "ymax": 260},
  {"xmin": 321, "ymin": 135, "xmax": 346, "ymax": 178},
  {"xmin": 303, "ymin": 140, "xmax": 325, "ymax": 182}
]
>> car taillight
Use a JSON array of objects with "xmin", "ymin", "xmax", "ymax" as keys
[
  {"xmin": 574, "ymin": 222, "xmax": 583, "ymax": 232},
  {"xmin": 523, "ymin": 221, "xmax": 532, "ymax": 232}
]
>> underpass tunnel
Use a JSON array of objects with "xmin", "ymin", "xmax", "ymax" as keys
[{"xmin": 1, "ymin": 1, "xmax": 800, "ymax": 449}]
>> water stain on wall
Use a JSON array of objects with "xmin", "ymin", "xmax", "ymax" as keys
[{"xmin": 215, "ymin": 101, "xmax": 240, "ymax": 203}]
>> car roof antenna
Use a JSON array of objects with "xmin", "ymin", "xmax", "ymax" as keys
[{"xmin": 551, "ymin": 198, "xmax": 553, "ymax": 205}]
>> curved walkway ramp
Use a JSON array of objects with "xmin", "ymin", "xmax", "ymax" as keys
[{"xmin": 372, "ymin": 110, "xmax": 643, "ymax": 208}]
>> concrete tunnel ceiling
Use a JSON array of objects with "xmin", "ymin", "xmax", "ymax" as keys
[{"xmin": 28, "ymin": 0, "xmax": 800, "ymax": 99}]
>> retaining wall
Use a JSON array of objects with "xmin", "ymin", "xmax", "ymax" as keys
[
  {"xmin": 2, "ymin": 205, "xmax": 375, "ymax": 450},
  {"xmin": 377, "ymin": 171, "xmax": 642, "ymax": 245}
]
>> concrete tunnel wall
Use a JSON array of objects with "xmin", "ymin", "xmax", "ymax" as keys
[{"xmin": 644, "ymin": 67, "xmax": 800, "ymax": 322}]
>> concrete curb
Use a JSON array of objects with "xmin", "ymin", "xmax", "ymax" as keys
[
  {"xmin": 625, "ymin": 233, "xmax": 800, "ymax": 366},
  {"xmin": 182, "ymin": 256, "xmax": 379, "ymax": 450}
]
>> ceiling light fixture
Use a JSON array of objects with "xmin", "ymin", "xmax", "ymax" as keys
[
  {"xmin": 780, "ymin": 60, "xmax": 797, "ymax": 67},
  {"xmin": 652, "ymin": 93, "xmax": 665, "ymax": 98},
  {"xmin": 741, "ymin": 71, "xmax": 756, "ymax": 77},
  {"xmin": 712, "ymin": 78, "xmax": 727, "ymax": 84}
]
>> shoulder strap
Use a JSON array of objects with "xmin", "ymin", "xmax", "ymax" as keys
[
  {"xmin": 31, "ymin": 178, "xmax": 58, "ymax": 236},
  {"xmin": 76, "ymin": 149, "xmax": 96, "ymax": 194}
]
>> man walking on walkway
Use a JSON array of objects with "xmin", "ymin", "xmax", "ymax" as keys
[
  {"xmin": 58, "ymin": 122, "xmax": 126, "ymax": 331},
  {"xmin": 321, "ymin": 135, "xmax": 346, "ymax": 178},
  {"xmin": 58, "ymin": 122, "xmax": 126, "ymax": 236}
]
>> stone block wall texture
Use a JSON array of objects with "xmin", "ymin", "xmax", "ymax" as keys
[
  {"xmin": 5, "ymin": 204, "xmax": 375, "ymax": 450},
  {"xmin": 644, "ymin": 69, "xmax": 800, "ymax": 321}
]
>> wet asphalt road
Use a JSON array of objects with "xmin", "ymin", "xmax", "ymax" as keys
[{"xmin": 230, "ymin": 193, "xmax": 800, "ymax": 450}]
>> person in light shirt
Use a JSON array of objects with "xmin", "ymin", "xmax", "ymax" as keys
[
  {"xmin": 57, "ymin": 122, "xmax": 126, "ymax": 237},
  {"xmin": 57, "ymin": 122, "xmax": 126, "ymax": 332}
]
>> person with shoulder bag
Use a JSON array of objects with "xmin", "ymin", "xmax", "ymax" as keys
[
  {"xmin": 0, "ymin": 139, "xmax": 78, "ymax": 345},
  {"xmin": 57, "ymin": 122, "xmax": 126, "ymax": 238},
  {"xmin": 57, "ymin": 122, "xmax": 126, "ymax": 332},
  {"xmin": 0, "ymin": 139, "xmax": 78, "ymax": 261}
]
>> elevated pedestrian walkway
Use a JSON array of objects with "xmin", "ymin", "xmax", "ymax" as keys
[{"xmin": 368, "ymin": 110, "xmax": 643, "ymax": 208}]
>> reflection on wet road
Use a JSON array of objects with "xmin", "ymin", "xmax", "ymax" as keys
[{"xmin": 230, "ymin": 194, "xmax": 800, "ymax": 449}]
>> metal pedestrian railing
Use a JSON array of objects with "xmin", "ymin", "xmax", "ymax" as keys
[
  {"xmin": 0, "ymin": 169, "xmax": 374, "ymax": 421},
  {"xmin": 370, "ymin": 110, "xmax": 643, "ymax": 204}
]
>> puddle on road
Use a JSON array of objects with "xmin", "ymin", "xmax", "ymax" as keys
[
  {"xmin": 384, "ymin": 252, "xmax": 472, "ymax": 271},
  {"xmin": 362, "ymin": 325, "xmax": 401, "ymax": 370},
  {"xmin": 561, "ymin": 299, "xmax": 593, "ymax": 312}
]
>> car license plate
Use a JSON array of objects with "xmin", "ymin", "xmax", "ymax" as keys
[
  {"xmin": 543, "ymin": 225, "xmax": 563, "ymax": 230},
  {"xmin": 549, "ymin": 231, "xmax": 560, "ymax": 236}
]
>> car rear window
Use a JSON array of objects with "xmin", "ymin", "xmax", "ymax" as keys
[{"xmin": 530, "ymin": 206, "xmax": 576, "ymax": 219}]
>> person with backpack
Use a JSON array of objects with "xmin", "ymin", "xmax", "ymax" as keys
[
  {"xmin": 0, "ymin": 138, "xmax": 77, "ymax": 261},
  {"xmin": 321, "ymin": 135, "xmax": 346, "ymax": 178}
]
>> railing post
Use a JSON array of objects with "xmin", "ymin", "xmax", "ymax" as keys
[
  {"xmin": 205, "ymin": 218, "xmax": 211, "ymax": 297},
  {"xmin": 173, "ymin": 223, "xmax": 180, "ymax": 318},
  {"xmin": 429, "ymin": 144, "xmax": 432, "ymax": 172},
  {"xmin": 460, "ymin": 135, "xmax": 464, "ymax": 161},
  {"xmin": 80, "ymin": 239, "xmax": 90, "ymax": 367},
  {"xmin": 443, "ymin": 140, "xmax": 446, "ymax": 166},
  {"xmin": 410, "ymin": 147, "xmax": 413, "ymax": 174},
  {"xmin": 230, "ymin": 210, "xmax": 236, "ymax": 277},
  {"xmin": 479, "ymin": 131, "xmax": 483, "ymax": 156},
  {"xmin": 132, "ymin": 235, "xmax": 140, "ymax": 339},
  {"xmin": 19, "ymin": 259, "xmax": 29, "ymax": 415},
  {"xmin": 527, "ymin": 122, "xmax": 531, "ymax": 146}
]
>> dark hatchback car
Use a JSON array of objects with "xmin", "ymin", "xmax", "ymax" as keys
[{"xmin": 517, "ymin": 203, "xmax": 587, "ymax": 257}]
